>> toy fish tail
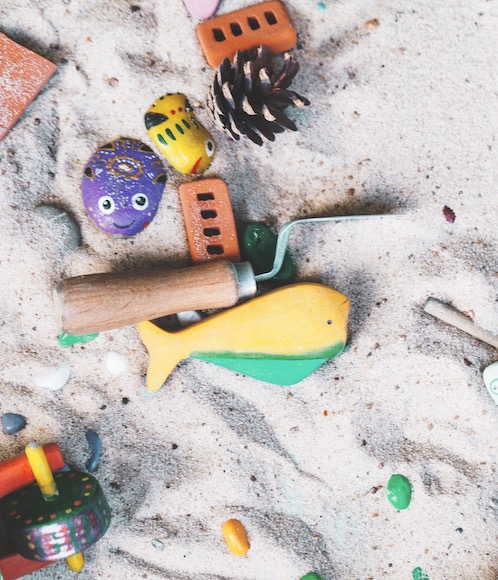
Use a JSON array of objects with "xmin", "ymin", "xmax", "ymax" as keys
[{"xmin": 137, "ymin": 321, "xmax": 189, "ymax": 392}]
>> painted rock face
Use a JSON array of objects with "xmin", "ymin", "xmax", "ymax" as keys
[
  {"xmin": 145, "ymin": 93, "xmax": 216, "ymax": 175},
  {"xmin": 82, "ymin": 137, "xmax": 166, "ymax": 237}
]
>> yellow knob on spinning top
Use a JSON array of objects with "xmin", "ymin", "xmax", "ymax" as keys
[{"xmin": 25, "ymin": 442, "xmax": 85, "ymax": 572}]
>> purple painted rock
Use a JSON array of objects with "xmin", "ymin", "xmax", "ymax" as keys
[
  {"xmin": 82, "ymin": 137, "xmax": 167, "ymax": 238},
  {"xmin": 183, "ymin": 0, "xmax": 221, "ymax": 20}
]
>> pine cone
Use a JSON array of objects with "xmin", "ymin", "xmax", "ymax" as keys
[{"xmin": 208, "ymin": 45, "xmax": 310, "ymax": 146}]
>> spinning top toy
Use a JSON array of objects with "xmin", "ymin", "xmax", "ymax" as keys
[
  {"xmin": 56, "ymin": 213, "xmax": 401, "ymax": 335},
  {"xmin": 81, "ymin": 137, "xmax": 166, "ymax": 237},
  {"xmin": 0, "ymin": 442, "xmax": 110, "ymax": 577},
  {"xmin": 145, "ymin": 93, "xmax": 216, "ymax": 175}
]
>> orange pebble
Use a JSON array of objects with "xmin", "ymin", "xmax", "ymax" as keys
[{"xmin": 222, "ymin": 518, "xmax": 250, "ymax": 556}]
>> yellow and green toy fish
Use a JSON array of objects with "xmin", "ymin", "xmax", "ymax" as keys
[
  {"xmin": 145, "ymin": 93, "xmax": 216, "ymax": 175},
  {"xmin": 138, "ymin": 283, "xmax": 350, "ymax": 392}
]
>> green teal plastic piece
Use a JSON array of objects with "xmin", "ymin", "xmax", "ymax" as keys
[
  {"xmin": 58, "ymin": 332, "xmax": 99, "ymax": 347},
  {"xmin": 412, "ymin": 567, "xmax": 429, "ymax": 580},
  {"xmin": 241, "ymin": 223, "xmax": 294, "ymax": 284},
  {"xmin": 300, "ymin": 574, "xmax": 322, "ymax": 580},
  {"xmin": 193, "ymin": 342, "xmax": 345, "ymax": 386},
  {"xmin": 387, "ymin": 474, "xmax": 412, "ymax": 510}
]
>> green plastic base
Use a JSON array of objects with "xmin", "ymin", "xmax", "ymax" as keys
[{"xmin": 193, "ymin": 342, "xmax": 345, "ymax": 386}]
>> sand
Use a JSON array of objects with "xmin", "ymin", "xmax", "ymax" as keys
[{"xmin": 1, "ymin": 0, "xmax": 498, "ymax": 578}]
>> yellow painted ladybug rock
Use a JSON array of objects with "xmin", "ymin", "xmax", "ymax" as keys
[{"xmin": 145, "ymin": 93, "xmax": 216, "ymax": 175}]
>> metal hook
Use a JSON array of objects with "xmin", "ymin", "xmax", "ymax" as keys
[{"xmin": 255, "ymin": 213, "xmax": 404, "ymax": 282}]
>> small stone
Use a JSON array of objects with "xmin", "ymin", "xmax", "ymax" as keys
[
  {"xmin": 151, "ymin": 539, "xmax": 165, "ymax": 551},
  {"xmin": 482, "ymin": 361, "xmax": 498, "ymax": 405},
  {"xmin": 241, "ymin": 223, "xmax": 294, "ymax": 284},
  {"xmin": 58, "ymin": 332, "xmax": 99, "ymax": 347},
  {"xmin": 222, "ymin": 519, "xmax": 250, "ymax": 557},
  {"xmin": 85, "ymin": 429, "xmax": 102, "ymax": 472},
  {"xmin": 443, "ymin": 205, "xmax": 456, "ymax": 223},
  {"xmin": 105, "ymin": 352, "xmax": 128, "ymax": 376},
  {"xmin": 412, "ymin": 567, "xmax": 430, "ymax": 580},
  {"xmin": 34, "ymin": 204, "xmax": 82, "ymax": 252},
  {"xmin": 183, "ymin": 0, "xmax": 220, "ymax": 20},
  {"xmin": 387, "ymin": 474, "xmax": 412, "ymax": 510},
  {"xmin": 2, "ymin": 413, "xmax": 27, "ymax": 435},
  {"xmin": 34, "ymin": 364, "xmax": 70, "ymax": 390}
]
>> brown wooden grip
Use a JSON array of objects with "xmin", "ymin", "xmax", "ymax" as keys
[{"xmin": 56, "ymin": 261, "xmax": 241, "ymax": 334}]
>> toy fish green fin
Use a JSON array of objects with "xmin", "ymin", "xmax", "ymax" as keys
[
  {"xmin": 193, "ymin": 342, "xmax": 345, "ymax": 385},
  {"xmin": 137, "ymin": 321, "xmax": 191, "ymax": 392}
]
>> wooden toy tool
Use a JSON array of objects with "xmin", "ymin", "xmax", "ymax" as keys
[
  {"xmin": 139, "ymin": 283, "xmax": 350, "ymax": 391},
  {"xmin": 56, "ymin": 213, "xmax": 400, "ymax": 335},
  {"xmin": 196, "ymin": 0, "xmax": 297, "ymax": 67},
  {"xmin": 0, "ymin": 33, "xmax": 57, "ymax": 140},
  {"xmin": 1, "ymin": 442, "xmax": 110, "ymax": 575}
]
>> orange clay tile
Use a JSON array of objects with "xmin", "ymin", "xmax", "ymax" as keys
[
  {"xmin": 178, "ymin": 178, "xmax": 241, "ymax": 264},
  {"xmin": 196, "ymin": 0, "xmax": 297, "ymax": 67},
  {"xmin": 0, "ymin": 32, "xmax": 57, "ymax": 140}
]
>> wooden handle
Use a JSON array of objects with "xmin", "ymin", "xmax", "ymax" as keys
[
  {"xmin": 56, "ymin": 260, "xmax": 241, "ymax": 334},
  {"xmin": 424, "ymin": 297, "xmax": 498, "ymax": 350}
]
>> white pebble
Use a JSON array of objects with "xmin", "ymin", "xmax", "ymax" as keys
[
  {"xmin": 151, "ymin": 539, "xmax": 165, "ymax": 551},
  {"xmin": 105, "ymin": 352, "xmax": 128, "ymax": 376},
  {"xmin": 35, "ymin": 364, "xmax": 71, "ymax": 390}
]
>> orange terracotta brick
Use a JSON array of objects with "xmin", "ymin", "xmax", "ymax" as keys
[
  {"xmin": 196, "ymin": 0, "xmax": 296, "ymax": 67},
  {"xmin": 0, "ymin": 32, "xmax": 57, "ymax": 140},
  {"xmin": 178, "ymin": 178, "xmax": 241, "ymax": 263}
]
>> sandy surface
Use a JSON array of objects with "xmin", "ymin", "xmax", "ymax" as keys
[{"xmin": 1, "ymin": 0, "xmax": 498, "ymax": 578}]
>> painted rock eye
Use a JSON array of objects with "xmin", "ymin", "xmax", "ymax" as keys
[
  {"xmin": 205, "ymin": 139, "xmax": 215, "ymax": 157},
  {"xmin": 98, "ymin": 196, "xmax": 115, "ymax": 215},
  {"xmin": 132, "ymin": 193, "xmax": 148, "ymax": 210}
]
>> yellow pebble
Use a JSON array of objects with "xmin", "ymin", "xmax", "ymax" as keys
[{"xmin": 221, "ymin": 519, "xmax": 250, "ymax": 557}]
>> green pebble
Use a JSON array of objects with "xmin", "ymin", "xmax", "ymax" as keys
[
  {"xmin": 241, "ymin": 223, "xmax": 294, "ymax": 284},
  {"xmin": 300, "ymin": 574, "xmax": 322, "ymax": 580},
  {"xmin": 387, "ymin": 474, "xmax": 412, "ymax": 510},
  {"xmin": 58, "ymin": 332, "xmax": 99, "ymax": 347},
  {"xmin": 412, "ymin": 567, "xmax": 429, "ymax": 580}
]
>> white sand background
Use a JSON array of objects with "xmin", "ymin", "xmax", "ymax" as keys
[{"xmin": 1, "ymin": 0, "xmax": 498, "ymax": 578}]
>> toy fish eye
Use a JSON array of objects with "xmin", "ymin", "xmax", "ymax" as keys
[
  {"xmin": 205, "ymin": 139, "xmax": 215, "ymax": 157},
  {"xmin": 131, "ymin": 193, "xmax": 149, "ymax": 210},
  {"xmin": 327, "ymin": 320, "xmax": 332, "ymax": 325},
  {"xmin": 98, "ymin": 196, "xmax": 115, "ymax": 215}
]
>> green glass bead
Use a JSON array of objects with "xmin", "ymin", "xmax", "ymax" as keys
[
  {"xmin": 58, "ymin": 332, "xmax": 99, "ymax": 347},
  {"xmin": 241, "ymin": 223, "xmax": 294, "ymax": 283},
  {"xmin": 412, "ymin": 567, "xmax": 430, "ymax": 580},
  {"xmin": 387, "ymin": 474, "xmax": 412, "ymax": 510},
  {"xmin": 300, "ymin": 574, "xmax": 322, "ymax": 580}
]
